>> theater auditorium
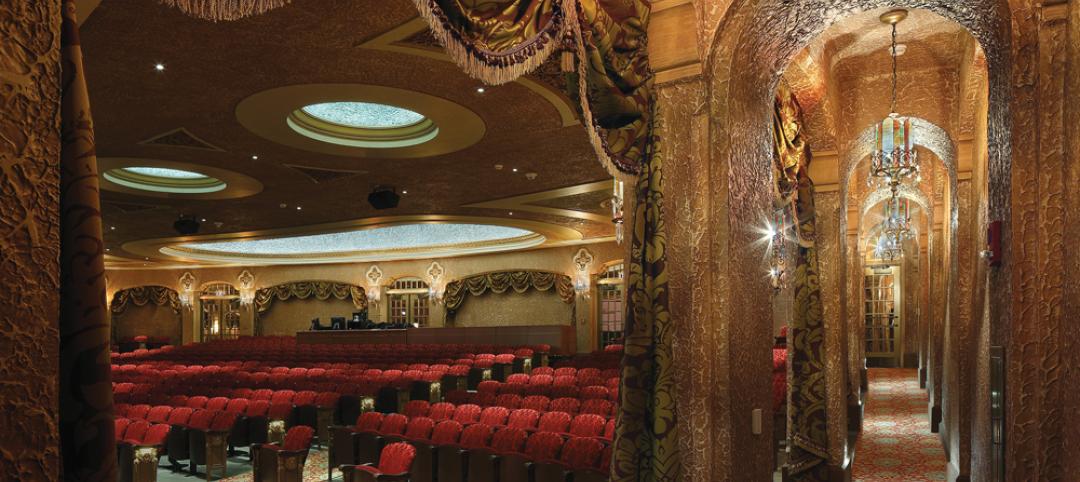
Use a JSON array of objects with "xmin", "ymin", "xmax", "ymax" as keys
[{"xmin": 2, "ymin": 1, "xmax": 1079, "ymax": 481}]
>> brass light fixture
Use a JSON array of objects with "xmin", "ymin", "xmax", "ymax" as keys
[{"xmin": 869, "ymin": 9, "xmax": 920, "ymax": 193}]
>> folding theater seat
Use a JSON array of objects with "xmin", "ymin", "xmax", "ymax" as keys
[
  {"xmin": 329, "ymin": 412, "xmax": 385, "ymax": 478},
  {"xmin": 492, "ymin": 354, "xmax": 516, "ymax": 382},
  {"xmin": 505, "ymin": 374, "xmax": 529, "ymax": 386},
  {"xmin": 385, "ymin": 416, "xmax": 434, "ymax": 445},
  {"xmin": 521, "ymin": 395, "xmax": 550, "ymax": 412},
  {"xmin": 495, "ymin": 394, "xmax": 522, "ymax": 410},
  {"xmin": 115, "ymin": 418, "xmax": 133, "ymax": 442},
  {"xmin": 533, "ymin": 436, "xmax": 605, "ymax": 482},
  {"xmin": 476, "ymin": 381, "xmax": 500, "ymax": 397},
  {"xmin": 467, "ymin": 360, "xmax": 494, "ymax": 390},
  {"xmin": 580, "ymin": 386, "xmax": 609, "ymax": 401},
  {"xmin": 410, "ymin": 371, "xmax": 443, "ymax": 403},
  {"xmin": 530, "ymin": 367, "xmax": 554, "ymax": 377},
  {"xmin": 340, "ymin": 441, "xmax": 416, "ymax": 482},
  {"xmin": 477, "ymin": 406, "xmax": 510, "ymax": 427},
  {"xmin": 464, "ymin": 426, "xmax": 528, "ymax": 482},
  {"xmin": 506, "ymin": 409, "xmax": 540, "ymax": 431},
  {"xmin": 166, "ymin": 395, "xmax": 188, "ymax": 407},
  {"xmin": 313, "ymin": 392, "xmax": 340, "ymax": 447},
  {"xmin": 548, "ymin": 384, "xmax": 580, "ymax": 399},
  {"xmin": 188, "ymin": 410, "xmax": 240, "ymax": 478},
  {"xmin": 186, "ymin": 396, "xmax": 209, "ymax": 409},
  {"xmin": 166, "ymin": 409, "xmax": 213, "ymax": 470},
  {"xmin": 441, "ymin": 365, "xmax": 471, "ymax": 393},
  {"xmin": 436, "ymin": 423, "xmax": 493, "ymax": 482},
  {"xmin": 549, "ymin": 398, "xmax": 580, "ymax": 415},
  {"xmin": 471, "ymin": 391, "xmax": 497, "ymax": 408},
  {"xmin": 205, "ymin": 397, "xmax": 229, "ymax": 411},
  {"xmin": 145, "ymin": 405, "xmax": 172, "ymax": 424},
  {"xmin": 228, "ymin": 399, "xmax": 268, "ymax": 454},
  {"xmin": 127, "ymin": 404, "xmax": 152, "ymax": 421},
  {"xmin": 117, "ymin": 423, "xmax": 171, "ymax": 482},
  {"xmin": 535, "ymin": 412, "xmax": 572, "ymax": 434},
  {"xmin": 429, "ymin": 402, "xmax": 456, "ymax": 422},
  {"xmin": 553, "ymin": 368, "xmax": 577, "ymax": 378},
  {"xmin": 252, "ymin": 425, "xmax": 315, "ymax": 482},
  {"xmin": 512, "ymin": 349, "xmax": 534, "ymax": 374},
  {"xmin": 401, "ymin": 400, "xmax": 431, "ymax": 419},
  {"xmin": 580, "ymin": 399, "xmax": 613, "ymax": 417},
  {"xmin": 451, "ymin": 404, "xmax": 482, "ymax": 425},
  {"xmin": 354, "ymin": 413, "xmax": 408, "ymax": 468},
  {"xmin": 567, "ymin": 414, "xmax": 607, "ymax": 438},
  {"xmin": 291, "ymin": 390, "xmax": 319, "ymax": 429},
  {"xmin": 572, "ymin": 444, "xmax": 612, "ymax": 482},
  {"xmin": 497, "ymin": 431, "xmax": 564, "ymax": 482}
]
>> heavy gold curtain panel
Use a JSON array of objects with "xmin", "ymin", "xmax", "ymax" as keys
[
  {"xmin": 110, "ymin": 286, "xmax": 181, "ymax": 315},
  {"xmin": 443, "ymin": 271, "xmax": 574, "ymax": 315},
  {"xmin": 254, "ymin": 281, "xmax": 367, "ymax": 315},
  {"xmin": 60, "ymin": 0, "xmax": 116, "ymax": 478},
  {"xmin": 774, "ymin": 85, "xmax": 830, "ymax": 481}
]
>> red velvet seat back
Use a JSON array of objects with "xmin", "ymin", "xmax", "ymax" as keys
[
  {"xmin": 402, "ymin": 400, "xmax": 430, "ymax": 418},
  {"xmin": 477, "ymin": 381, "xmax": 500, "ymax": 395},
  {"xmin": 166, "ymin": 407, "xmax": 194, "ymax": 425},
  {"xmin": 251, "ymin": 389, "xmax": 273, "ymax": 401},
  {"xmin": 559, "ymin": 437, "xmax": 603, "ymax": 469},
  {"xmin": 245, "ymin": 400, "xmax": 270, "ymax": 417},
  {"xmin": 495, "ymin": 394, "xmax": 522, "ymax": 409},
  {"xmin": 531, "ymin": 367, "xmax": 554, "ymax": 376},
  {"xmin": 580, "ymin": 399, "xmax": 613, "ymax": 417},
  {"xmin": 356, "ymin": 412, "xmax": 385, "ymax": 432},
  {"xmin": 403, "ymin": 417, "xmax": 435, "ymax": 440},
  {"xmin": 430, "ymin": 420, "xmax": 463, "ymax": 445},
  {"xmin": 521, "ymin": 396, "xmax": 550, "ymax": 412},
  {"xmin": 568, "ymin": 414, "xmax": 606, "ymax": 437},
  {"xmin": 293, "ymin": 390, "xmax": 318, "ymax": 406},
  {"xmin": 315, "ymin": 391, "xmax": 340, "ymax": 408},
  {"xmin": 186, "ymin": 396, "xmax": 209, "ymax": 409},
  {"xmin": 115, "ymin": 418, "xmax": 132, "ymax": 439},
  {"xmin": 489, "ymin": 427, "xmax": 527, "ymax": 454},
  {"xmin": 458, "ymin": 423, "xmax": 493, "ymax": 450},
  {"xmin": 143, "ymin": 424, "xmax": 172, "ymax": 446},
  {"xmin": 603, "ymin": 418, "xmax": 616, "ymax": 439},
  {"xmin": 478, "ymin": 406, "xmax": 509, "ymax": 426},
  {"xmin": 146, "ymin": 406, "xmax": 172, "ymax": 424},
  {"xmin": 210, "ymin": 411, "xmax": 239, "ymax": 431},
  {"xmin": 379, "ymin": 414, "xmax": 408, "ymax": 435},
  {"xmin": 282, "ymin": 425, "xmax": 315, "ymax": 451},
  {"xmin": 206, "ymin": 397, "xmax": 229, "ymax": 411},
  {"xmin": 451, "ymin": 404, "xmax": 481, "ymax": 424},
  {"xmin": 580, "ymin": 386, "xmax": 609, "ymax": 401},
  {"xmin": 523, "ymin": 431, "xmax": 563, "ymax": 461},
  {"xmin": 267, "ymin": 402, "xmax": 293, "ymax": 420},
  {"xmin": 505, "ymin": 374, "xmax": 529, "ymax": 385},
  {"xmin": 270, "ymin": 390, "xmax": 295, "ymax": 405},
  {"xmin": 377, "ymin": 442, "xmax": 416, "ymax": 474},
  {"xmin": 429, "ymin": 402, "xmax": 455, "ymax": 421},
  {"xmin": 506, "ymin": 409, "xmax": 539, "ymax": 430},
  {"xmin": 536, "ymin": 411, "xmax": 571, "ymax": 433},
  {"xmin": 550, "ymin": 398, "xmax": 580, "ymax": 414},
  {"xmin": 128, "ymin": 404, "xmax": 152, "ymax": 420},
  {"xmin": 528, "ymin": 375, "xmax": 553, "ymax": 386},
  {"xmin": 225, "ymin": 398, "xmax": 249, "ymax": 414},
  {"xmin": 124, "ymin": 421, "xmax": 150, "ymax": 442}
]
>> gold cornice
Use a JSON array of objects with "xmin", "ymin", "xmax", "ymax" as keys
[
  {"xmin": 464, "ymin": 180, "xmax": 613, "ymax": 223},
  {"xmin": 362, "ymin": 17, "xmax": 580, "ymax": 128}
]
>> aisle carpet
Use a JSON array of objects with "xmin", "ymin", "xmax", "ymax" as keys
[
  {"xmin": 852, "ymin": 368, "xmax": 946, "ymax": 481},
  {"xmin": 157, "ymin": 449, "xmax": 333, "ymax": 482}
]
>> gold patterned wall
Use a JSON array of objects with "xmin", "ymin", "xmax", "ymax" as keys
[{"xmin": 0, "ymin": 2, "xmax": 62, "ymax": 479}]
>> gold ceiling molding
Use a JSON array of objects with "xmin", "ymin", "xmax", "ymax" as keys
[
  {"xmin": 235, "ymin": 84, "xmax": 485, "ymax": 159},
  {"xmin": 98, "ymin": 157, "xmax": 263, "ymax": 200},
  {"xmin": 360, "ymin": 17, "xmax": 580, "ymax": 128},
  {"xmin": 463, "ymin": 180, "xmax": 614, "ymax": 224},
  {"xmin": 122, "ymin": 215, "xmax": 584, "ymax": 265}
]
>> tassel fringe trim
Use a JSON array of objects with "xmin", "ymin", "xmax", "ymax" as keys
[{"xmin": 158, "ymin": 0, "xmax": 292, "ymax": 21}]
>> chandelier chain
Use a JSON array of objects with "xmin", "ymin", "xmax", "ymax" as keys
[{"xmin": 891, "ymin": 22, "xmax": 898, "ymax": 114}]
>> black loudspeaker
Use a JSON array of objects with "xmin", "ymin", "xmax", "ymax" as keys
[
  {"xmin": 367, "ymin": 187, "xmax": 400, "ymax": 210},
  {"xmin": 173, "ymin": 216, "xmax": 201, "ymax": 235}
]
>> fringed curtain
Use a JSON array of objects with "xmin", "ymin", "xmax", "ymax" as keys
[
  {"xmin": 59, "ymin": 0, "xmax": 116, "ymax": 478},
  {"xmin": 150, "ymin": 1, "xmax": 673, "ymax": 479},
  {"xmin": 443, "ymin": 271, "xmax": 574, "ymax": 316},
  {"xmin": 774, "ymin": 85, "xmax": 830, "ymax": 481},
  {"xmin": 254, "ymin": 281, "xmax": 367, "ymax": 315},
  {"xmin": 110, "ymin": 286, "xmax": 181, "ymax": 315}
]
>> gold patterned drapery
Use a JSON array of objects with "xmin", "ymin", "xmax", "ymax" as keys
[
  {"xmin": 254, "ymin": 281, "xmax": 367, "ymax": 315},
  {"xmin": 774, "ymin": 84, "xmax": 830, "ymax": 481},
  {"xmin": 110, "ymin": 286, "xmax": 181, "ymax": 315},
  {"xmin": 443, "ymin": 271, "xmax": 574, "ymax": 316}
]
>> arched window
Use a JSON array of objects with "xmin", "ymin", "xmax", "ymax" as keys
[
  {"xmin": 387, "ymin": 277, "xmax": 430, "ymax": 326},
  {"xmin": 199, "ymin": 282, "xmax": 241, "ymax": 341},
  {"xmin": 596, "ymin": 262, "xmax": 625, "ymax": 347}
]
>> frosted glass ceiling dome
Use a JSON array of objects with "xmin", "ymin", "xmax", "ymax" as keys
[
  {"xmin": 102, "ymin": 166, "xmax": 226, "ymax": 194},
  {"xmin": 121, "ymin": 167, "xmax": 208, "ymax": 179},
  {"xmin": 300, "ymin": 102, "xmax": 427, "ymax": 129}
]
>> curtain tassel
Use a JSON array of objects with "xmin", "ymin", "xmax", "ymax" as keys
[{"xmin": 561, "ymin": 50, "xmax": 575, "ymax": 73}]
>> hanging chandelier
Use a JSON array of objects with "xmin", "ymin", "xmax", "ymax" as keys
[
  {"xmin": 874, "ymin": 233, "xmax": 904, "ymax": 261},
  {"xmin": 881, "ymin": 196, "xmax": 913, "ymax": 244},
  {"xmin": 869, "ymin": 9, "xmax": 919, "ymax": 191}
]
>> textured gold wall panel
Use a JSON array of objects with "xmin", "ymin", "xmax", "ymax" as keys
[{"xmin": 0, "ymin": 2, "xmax": 62, "ymax": 479}]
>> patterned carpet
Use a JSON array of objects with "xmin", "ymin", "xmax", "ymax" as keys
[
  {"xmin": 852, "ymin": 368, "xmax": 946, "ymax": 481},
  {"xmin": 157, "ymin": 449, "xmax": 334, "ymax": 482}
]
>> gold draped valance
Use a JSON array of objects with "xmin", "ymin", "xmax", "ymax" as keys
[
  {"xmin": 110, "ymin": 286, "xmax": 181, "ymax": 315},
  {"xmin": 444, "ymin": 271, "xmax": 574, "ymax": 315},
  {"xmin": 254, "ymin": 281, "xmax": 367, "ymax": 315}
]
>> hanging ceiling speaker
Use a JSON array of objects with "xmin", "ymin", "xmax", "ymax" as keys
[
  {"xmin": 367, "ymin": 185, "xmax": 400, "ymax": 210},
  {"xmin": 173, "ymin": 215, "xmax": 201, "ymax": 235}
]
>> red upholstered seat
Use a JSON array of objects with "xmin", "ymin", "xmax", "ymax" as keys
[
  {"xmin": 225, "ymin": 398, "xmax": 249, "ymax": 414},
  {"xmin": 550, "ymin": 398, "xmax": 580, "ymax": 414},
  {"xmin": 471, "ymin": 391, "xmax": 497, "ymax": 407},
  {"xmin": 521, "ymin": 395, "xmax": 550, "ymax": 412},
  {"xmin": 402, "ymin": 400, "xmax": 430, "ymax": 418},
  {"xmin": 506, "ymin": 409, "xmax": 540, "ymax": 430},
  {"xmin": 123, "ymin": 421, "xmax": 150, "ymax": 445},
  {"xmin": 378, "ymin": 414, "xmax": 408, "ymax": 436},
  {"xmin": 489, "ymin": 426, "xmax": 527, "ymax": 454},
  {"xmin": 495, "ymin": 394, "xmax": 522, "ymax": 409},
  {"xmin": 444, "ymin": 390, "xmax": 471, "ymax": 405},
  {"xmin": 505, "ymin": 374, "xmax": 529, "ymax": 385},
  {"xmin": 166, "ymin": 407, "xmax": 193, "ymax": 425},
  {"xmin": 553, "ymin": 368, "xmax": 577, "ymax": 378},
  {"xmin": 603, "ymin": 418, "xmax": 616, "ymax": 439},
  {"xmin": 477, "ymin": 406, "xmax": 510, "ymax": 427},
  {"xmin": 267, "ymin": 402, "xmax": 293, "ymax": 420},
  {"xmin": 252, "ymin": 426, "xmax": 315, "ymax": 481},
  {"xmin": 283, "ymin": 425, "xmax": 315, "ymax": 451},
  {"xmin": 127, "ymin": 404, "xmax": 152, "ymax": 420},
  {"xmin": 402, "ymin": 417, "xmax": 435, "ymax": 441},
  {"xmin": 251, "ymin": 389, "xmax": 273, "ymax": 401},
  {"xmin": 315, "ymin": 391, "xmax": 340, "ymax": 408},
  {"xmin": 187, "ymin": 409, "xmax": 216, "ymax": 430},
  {"xmin": 431, "ymin": 420, "xmax": 463, "ymax": 444},
  {"xmin": 245, "ymin": 400, "xmax": 270, "ymax": 417},
  {"xmin": 142, "ymin": 423, "xmax": 172, "ymax": 446},
  {"xmin": 115, "ymin": 418, "xmax": 132, "ymax": 441},
  {"xmin": 356, "ymin": 412, "xmax": 385, "ymax": 432},
  {"xmin": 568, "ymin": 414, "xmax": 606, "ymax": 437},
  {"xmin": 451, "ymin": 404, "xmax": 481, "ymax": 425},
  {"xmin": 580, "ymin": 399, "xmax": 613, "ymax": 416},
  {"xmin": 477, "ymin": 381, "xmax": 500, "ymax": 395},
  {"xmin": 580, "ymin": 386, "xmax": 610, "ymax": 401},
  {"xmin": 531, "ymin": 367, "xmax": 554, "ymax": 376},
  {"xmin": 145, "ymin": 405, "xmax": 172, "ymax": 424},
  {"xmin": 559, "ymin": 437, "xmax": 603, "ymax": 468},
  {"xmin": 429, "ymin": 402, "xmax": 455, "ymax": 421},
  {"xmin": 457, "ymin": 423, "xmax": 493, "ymax": 449},
  {"xmin": 536, "ymin": 411, "xmax": 571, "ymax": 433},
  {"xmin": 186, "ymin": 396, "xmax": 209, "ymax": 409},
  {"xmin": 523, "ymin": 430, "xmax": 564, "ymax": 461},
  {"xmin": 347, "ymin": 441, "xmax": 415, "ymax": 478}
]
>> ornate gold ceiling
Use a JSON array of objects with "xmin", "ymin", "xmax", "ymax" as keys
[{"xmin": 79, "ymin": 0, "xmax": 611, "ymax": 266}]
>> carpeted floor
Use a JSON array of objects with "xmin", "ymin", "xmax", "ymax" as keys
[
  {"xmin": 852, "ymin": 368, "xmax": 947, "ymax": 482},
  {"xmin": 157, "ymin": 449, "xmax": 334, "ymax": 482}
]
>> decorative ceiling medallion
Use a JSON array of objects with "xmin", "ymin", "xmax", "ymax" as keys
[
  {"xmin": 138, "ymin": 127, "xmax": 225, "ymax": 152},
  {"xmin": 98, "ymin": 157, "xmax": 263, "ymax": 200},
  {"xmin": 103, "ymin": 166, "xmax": 227, "ymax": 194},
  {"xmin": 236, "ymin": 84, "xmax": 484, "ymax": 159}
]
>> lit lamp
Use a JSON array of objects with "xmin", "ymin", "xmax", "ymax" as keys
[
  {"xmin": 573, "ymin": 248, "xmax": 594, "ymax": 299},
  {"xmin": 611, "ymin": 179, "xmax": 625, "ymax": 244},
  {"xmin": 366, "ymin": 265, "xmax": 383, "ymax": 306},
  {"xmin": 178, "ymin": 272, "xmax": 196, "ymax": 309},
  {"xmin": 766, "ymin": 211, "xmax": 790, "ymax": 293},
  {"xmin": 869, "ymin": 9, "xmax": 920, "ymax": 193},
  {"xmin": 237, "ymin": 270, "xmax": 255, "ymax": 306},
  {"xmin": 426, "ymin": 261, "xmax": 446, "ymax": 305}
]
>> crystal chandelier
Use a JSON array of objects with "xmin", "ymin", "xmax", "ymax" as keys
[
  {"xmin": 874, "ymin": 233, "xmax": 904, "ymax": 261},
  {"xmin": 611, "ymin": 179, "xmax": 625, "ymax": 244},
  {"xmin": 870, "ymin": 10, "xmax": 919, "ymax": 191},
  {"xmin": 768, "ymin": 210, "xmax": 790, "ymax": 293},
  {"xmin": 881, "ymin": 196, "xmax": 913, "ymax": 244}
]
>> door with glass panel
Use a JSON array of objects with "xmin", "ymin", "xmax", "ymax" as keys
[
  {"xmin": 596, "ymin": 263, "xmax": 625, "ymax": 348},
  {"xmin": 864, "ymin": 265, "xmax": 902, "ymax": 366},
  {"xmin": 387, "ymin": 277, "xmax": 430, "ymax": 326}
]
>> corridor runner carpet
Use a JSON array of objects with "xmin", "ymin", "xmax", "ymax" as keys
[{"xmin": 852, "ymin": 368, "xmax": 947, "ymax": 481}]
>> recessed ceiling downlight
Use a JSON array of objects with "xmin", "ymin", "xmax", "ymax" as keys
[
  {"xmin": 103, "ymin": 166, "xmax": 227, "ymax": 194},
  {"xmin": 288, "ymin": 101, "xmax": 438, "ymax": 148}
]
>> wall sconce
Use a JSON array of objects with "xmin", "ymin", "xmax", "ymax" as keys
[
  {"xmin": 573, "ymin": 248, "xmax": 594, "ymax": 299},
  {"xmin": 611, "ymin": 180, "xmax": 625, "ymax": 244},
  {"xmin": 366, "ymin": 265, "xmax": 384, "ymax": 306},
  {"xmin": 427, "ymin": 261, "xmax": 446, "ymax": 304},
  {"xmin": 178, "ymin": 272, "xmax": 197, "ymax": 309},
  {"xmin": 237, "ymin": 270, "xmax": 255, "ymax": 305}
]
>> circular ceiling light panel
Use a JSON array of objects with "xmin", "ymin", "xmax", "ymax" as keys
[
  {"xmin": 236, "ymin": 84, "xmax": 485, "ymax": 159},
  {"xmin": 159, "ymin": 223, "xmax": 546, "ymax": 264},
  {"xmin": 287, "ymin": 101, "xmax": 439, "ymax": 149},
  {"xmin": 98, "ymin": 158, "xmax": 263, "ymax": 199}
]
